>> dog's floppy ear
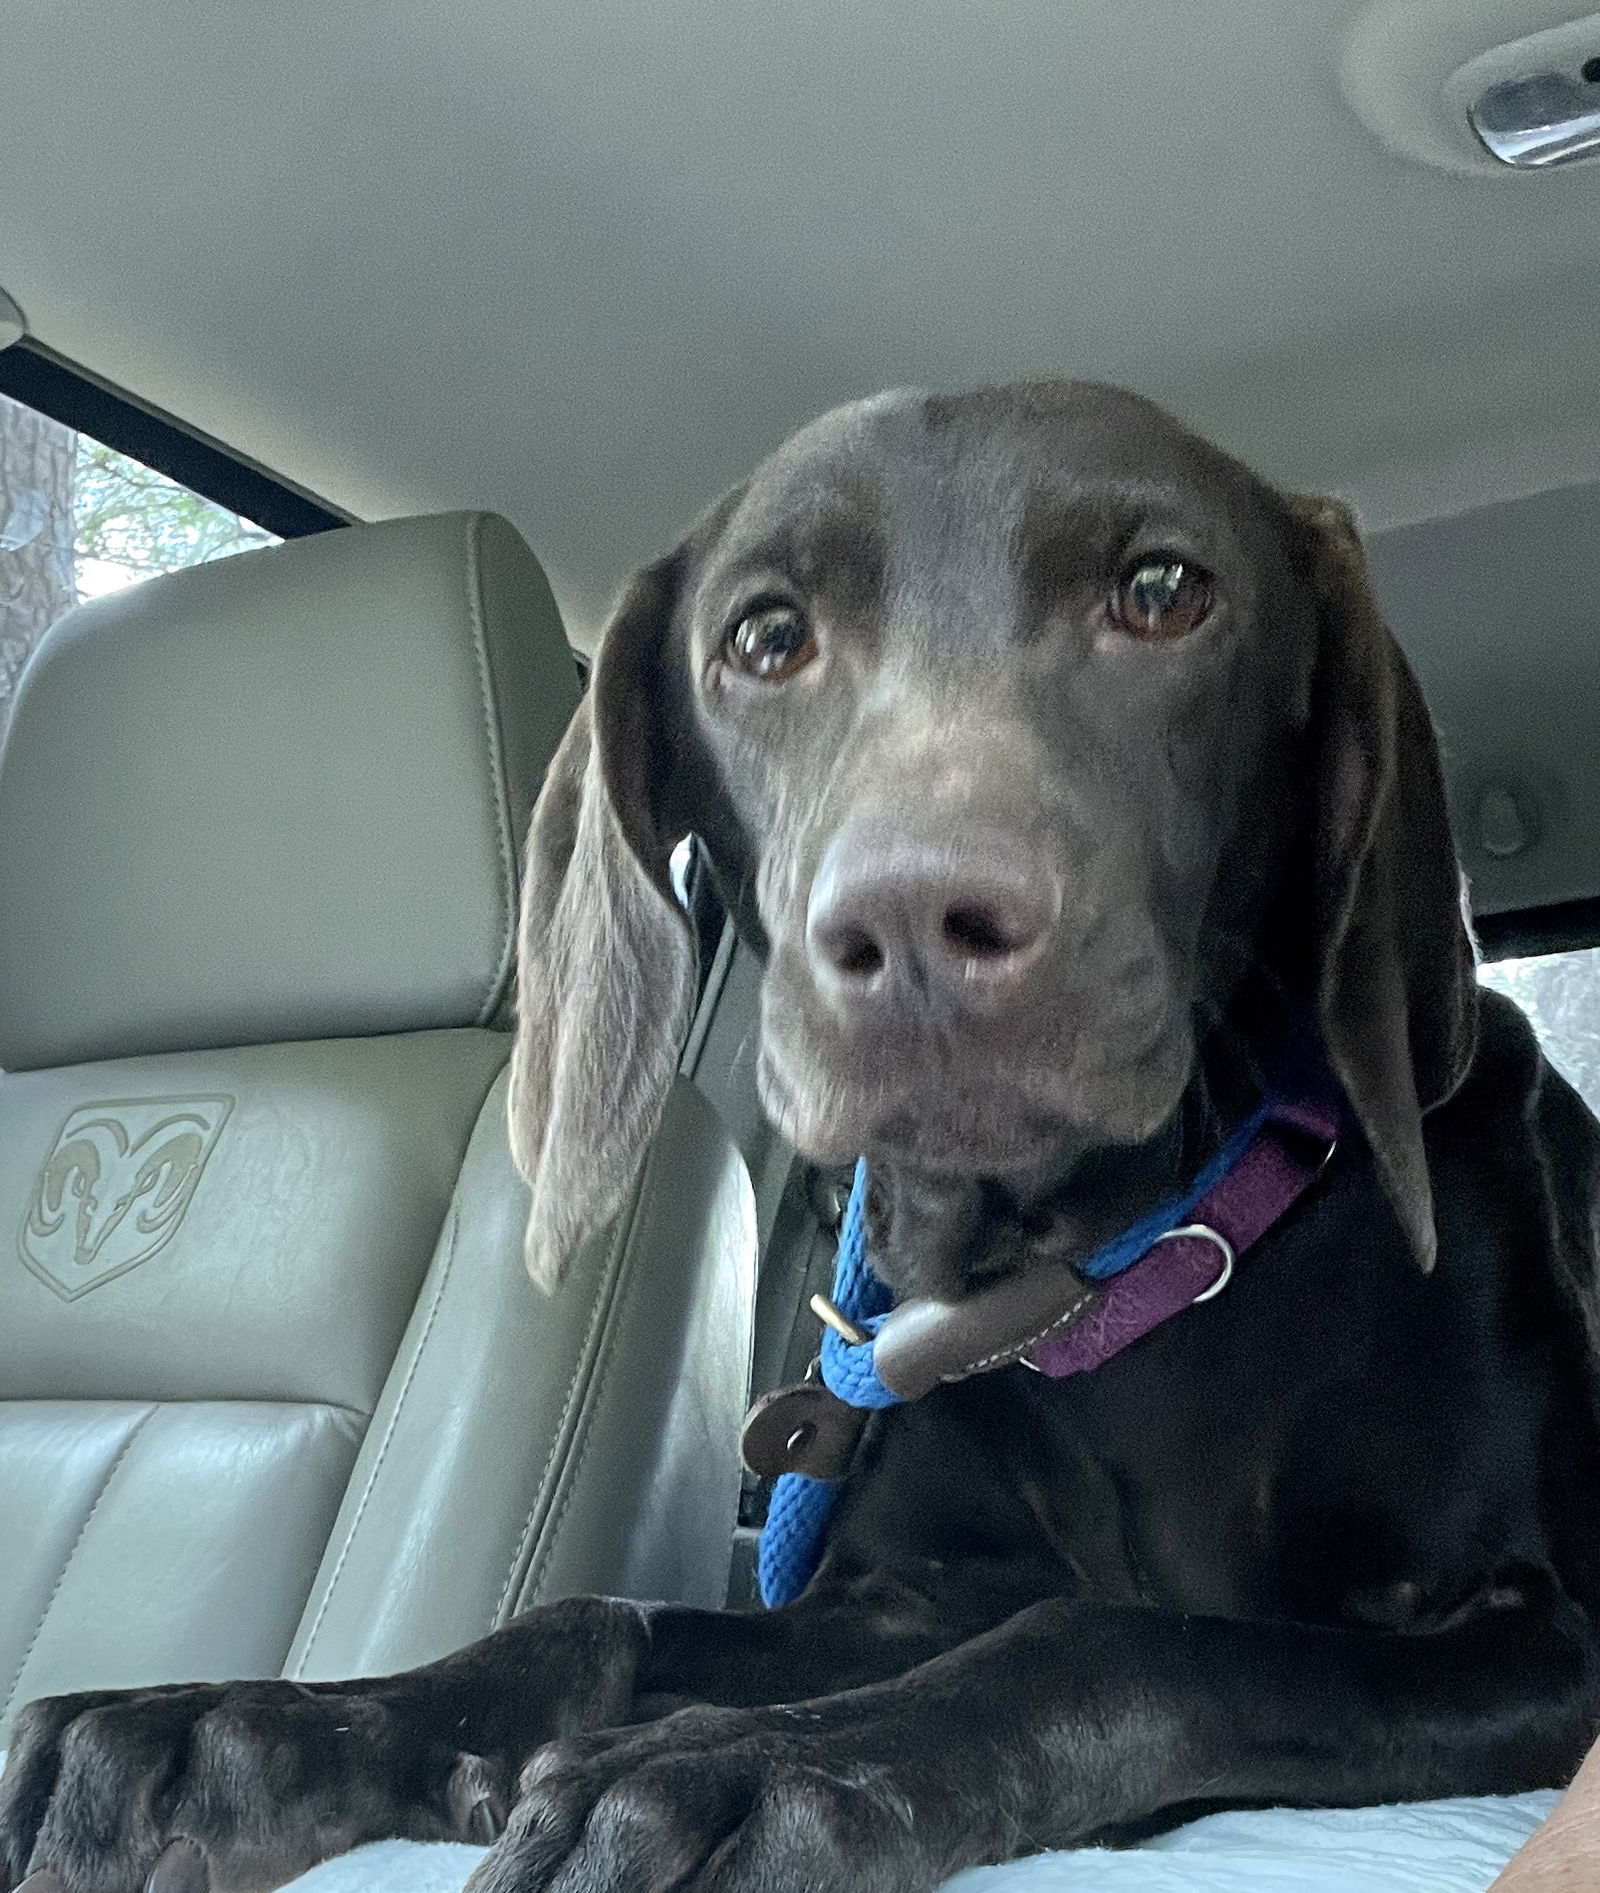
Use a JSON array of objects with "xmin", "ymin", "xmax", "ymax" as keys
[
  {"xmin": 1281, "ymin": 492, "xmax": 1478, "ymax": 1271},
  {"xmin": 508, "ymin": 554, "xmax": 697, "ymax": 1291}
]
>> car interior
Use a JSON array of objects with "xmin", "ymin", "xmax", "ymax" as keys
[{"xmin": 3, "ymin": 1, "xmax": 1600, "ymax": 1885}]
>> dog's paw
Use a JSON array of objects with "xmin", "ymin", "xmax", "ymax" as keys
[
  {"xmin": 463, "ymin": 1705, "xmax": 952, "ymax": 1893},
  {"xmin": 0, "ymin": 1681, "xmax": 509, "ymax": 1893}
]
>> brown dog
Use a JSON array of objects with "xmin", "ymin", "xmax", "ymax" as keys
[{"xmin": 6, "ymin": 381, "xmax": 1599, "ymax": 1893}]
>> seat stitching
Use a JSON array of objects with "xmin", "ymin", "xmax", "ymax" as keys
[
  {"xmin": 1, "ymin": 1404, "xmax": 158, "ymax": 1727},
  {"xmin": 290, "ymin": 1196, "xmax": 467, "ymax": 1672},
  {"xmin": 514, "ymin": 1143, "xmax": 664, "ymax": 1614},
  {"xmin": 519, "ymin": 1324, "xmax": 624, "ymax": 1612},
  {"xmin": 491, "ymin": 1143, "xmax": 657, "ymax": 1626},
  {"xmin": 461, "ymin": 511, "xmax": 519, "ymax": 1028},
  {"xmin": 490, "ymin": 1216, "xmax": 631, "ymax": 1625}
]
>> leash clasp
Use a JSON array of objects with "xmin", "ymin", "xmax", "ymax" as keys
[{"xmin": 810, "ymin": 1291, "xmax": 871, "ymax": 1346}]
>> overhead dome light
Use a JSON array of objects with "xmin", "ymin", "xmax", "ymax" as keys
[
  {"xmin": 1456, "ymin": 21, "xmax": 1600, "ymax": 166},
  {"xmin": 1470, "ymin": 70, "xmax": 1600, "ymax": 167},
  {"xmin": 1341, "ymin": 2, "xmax": 1600, "ymax": 175}
]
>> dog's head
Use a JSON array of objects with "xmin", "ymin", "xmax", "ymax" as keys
[{"xmin": 509, "ymin": 381, "xmax": 1477, "ymax": 1290}]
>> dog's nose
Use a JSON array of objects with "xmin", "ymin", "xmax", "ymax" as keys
[{"xmin": 806, "ymin": 820, "xmax": 1059, "ymax": 1012}]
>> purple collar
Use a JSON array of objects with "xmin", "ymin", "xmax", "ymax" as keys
[
  {"xmin": 850, "ymin": 1090, "xmax": 1341, "ymax": 1402},
  {"xmin": 1024, "ymin": 1091, "xmax": 1339, "ymax": 1377}
]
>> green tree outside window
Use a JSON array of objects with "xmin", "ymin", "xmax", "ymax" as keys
[{"xmin": 0, "ymin": 390, "xmax": 276, "ymax": 738}]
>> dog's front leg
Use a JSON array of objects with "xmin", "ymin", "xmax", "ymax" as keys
[
  {"xmin": 0, "ymin": 1597, "xmax": 656, "ymax": 1893},
  {"xmin": 0, "ymin": 1576, "xmax": 998, "ymax": 1893},
  {"xmin": 470, "ymin": 1585, "xmax": 1600, "ymax": 1893}
]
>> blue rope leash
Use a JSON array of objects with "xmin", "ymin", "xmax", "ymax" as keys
[
  {"xmin": 756, "ymin": 1097, "xmax": 1278, "ymax": 1607},
  {"xmin": 758, "ymin": 1158, "xmax": 885, "ymax": 1607}
]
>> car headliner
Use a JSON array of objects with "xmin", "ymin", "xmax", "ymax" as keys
[{"xmin": 1, "ymin": 0, "xmax": 1598, "ymax": 913}]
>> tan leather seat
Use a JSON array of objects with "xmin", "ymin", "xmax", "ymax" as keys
[{"xmin": 0, "ymin": 513, "xmax": 755, "ymax": 1740}]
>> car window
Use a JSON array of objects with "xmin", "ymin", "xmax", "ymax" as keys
[
  {"xmin": 0, "ymin": 390, "xmax": 278, "ymax": 741},
  {"xmin": 1480, "ymin": 951, "xmax": 1600, "ymax": 1121}
]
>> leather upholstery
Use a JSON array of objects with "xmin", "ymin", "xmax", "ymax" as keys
[
  {"xmin": 289, "ymin": 1073, "xmax": 754, "ymax": 1680},
  {"xmin": 1, "ymin": 1401, "xmax": 362, "ymax": 1717},
  {"xmin": 0, "ymin": 511, "xmax": 576, "ymax": 1072},
  {"xmin": 0, "ymin": 1035, "xmax": 506, "ymax": 1408},
  {"xmin": 0, "ymin": 515, "xmax": 757, "ymax": 1742}
]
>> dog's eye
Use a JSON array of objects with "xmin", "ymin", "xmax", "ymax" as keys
[
  {"xmin": 1108, "ymin": 560, "xmax": 1214, "ymax": 640},
  {"xmin": 725, "ymin": 604, "xmax": 818, "ymax": 681}
]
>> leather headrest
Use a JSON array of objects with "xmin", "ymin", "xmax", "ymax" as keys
[{"xmin": 0, "ymin": 511, "xmax": 580, "ymax": 1070}]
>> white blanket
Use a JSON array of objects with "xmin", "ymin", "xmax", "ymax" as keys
[{"xmin": 271, "ymin": 1793, "xmax": 1559, "ymax": 1893}]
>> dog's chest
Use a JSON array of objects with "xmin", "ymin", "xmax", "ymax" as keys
[{"xmin": 848, "ymin": 1183, "xmax": 1566, "ymax": 1628}]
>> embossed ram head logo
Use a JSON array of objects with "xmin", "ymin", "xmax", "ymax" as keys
[{"xmin": 20, "ymin": 1096, "xmax": 233, "ymax": 1299}]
